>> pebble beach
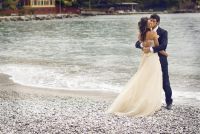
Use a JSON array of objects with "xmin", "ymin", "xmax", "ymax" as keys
[{"xmin": 0, "ymin": 73, "xmax": 199, "ymax": 134}]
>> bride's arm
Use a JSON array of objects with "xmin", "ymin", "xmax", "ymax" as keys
[{"xmin": 153, "ymin": 32, "xmax": 159, "ymax": 47}]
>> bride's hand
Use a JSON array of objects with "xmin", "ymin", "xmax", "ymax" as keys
[
  {"xmin": 144, "ymin": 41, "xmax": 152, "ymax": 47},
  {"xmin": 143, "ymin": 42, "xmax": 148, "ymax": 47},
  {"xmin": 143, "ymin": 47, "xmax": 150, "ymax": 53}
]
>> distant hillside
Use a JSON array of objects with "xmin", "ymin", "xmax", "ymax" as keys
[{"xmin": 1, "ymin": 0, "xmax": 200, "ymax": 11}]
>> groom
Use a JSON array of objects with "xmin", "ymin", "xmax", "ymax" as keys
[{"xmin": 135, "ymin": 14, "xmax": 173, "ymax": 110}]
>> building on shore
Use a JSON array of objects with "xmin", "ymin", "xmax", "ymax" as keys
[
  {"xmin": 115, "ymin": 2, "xmax": 138, "ymax": 12},
  {"xmin": 16, "ymin": 0, "xmax": 57, "ymax": 14},
  {"xmin": 96, "ymin": 2, "xmax": 138, "ymax": 13},
  {"xmin": 0, "ymin": 0, "xmax": 80, "ymax": 15},
  {"xmin": 22, "ymin": 0, "xmax": 56, "ymax": 8}
]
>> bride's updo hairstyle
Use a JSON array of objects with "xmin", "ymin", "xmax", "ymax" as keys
[{"xmin": 138, "ymin": 17, "xmax": 150, "ymax": 42}]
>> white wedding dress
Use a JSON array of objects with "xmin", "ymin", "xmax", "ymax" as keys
[{"xmin": 106, "ymin": 45, "xmax": 162, "ymax": 117}]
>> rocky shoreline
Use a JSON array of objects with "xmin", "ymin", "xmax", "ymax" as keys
[
  {"xmin": 1, "ymin": 12, "xmax": 200, "ymax": 22},
  {"xmin": 0, "ymin": 73, "xmax": 200, "ymax": 133},
  {"xmin": 0, "ymin": 14, "xmax": 80, "ymax": 22}
]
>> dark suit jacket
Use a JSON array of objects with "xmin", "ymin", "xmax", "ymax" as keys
[{"xmin": 135, "ymin": 27, "xmax": 168, "ymax": 66}]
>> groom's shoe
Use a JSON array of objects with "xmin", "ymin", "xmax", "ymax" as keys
[{"xmin": 166, "ymin": 104, "xmax": 172, "ymax": 110}]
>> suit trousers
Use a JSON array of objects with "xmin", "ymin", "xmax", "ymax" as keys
[{"xmin": 161, "ymin": 62, "xmax": 173, "ymax": 105}]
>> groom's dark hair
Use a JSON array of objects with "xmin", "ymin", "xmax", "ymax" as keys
[{"xmin": 150, "ymin": 14, "xmax": 160, "ymax": 23}]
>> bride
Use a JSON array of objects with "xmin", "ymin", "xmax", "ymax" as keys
[{"xmin": 106, "ymin": 17, "xmax": 168, "ymax": 117}]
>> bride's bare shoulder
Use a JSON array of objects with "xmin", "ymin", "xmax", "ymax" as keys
[
  {"xmin": 146, "ymin": 31, "xmax": 154, "ymax": 39},
  {"xmin": 147, "ymin": 31, "xmax": 157, "ymax": 39}
]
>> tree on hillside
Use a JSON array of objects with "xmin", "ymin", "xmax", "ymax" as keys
[
  {"xmin": 179, "ymin": 0, "xmax": 198, "ymax": 9},
  {"xmin": 131, "ymin": 0, "xmax": 179, "ymax": 10},
  {"xmin": 56, "ymin": 0, "xmax": 77, "ymax": 7},
  {"xmin": 3, "ymin": 0, "xmax": 20, "ymax": 10}
]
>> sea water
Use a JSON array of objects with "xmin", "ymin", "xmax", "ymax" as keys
[{"xmin": 0, "ymin": 14, "xmax": 199, "ymax": 106}]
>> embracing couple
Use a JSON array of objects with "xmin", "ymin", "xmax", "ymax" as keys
[{"xmin": 106, "ymin": 14, "xmax": 173, "ymax": 117}]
